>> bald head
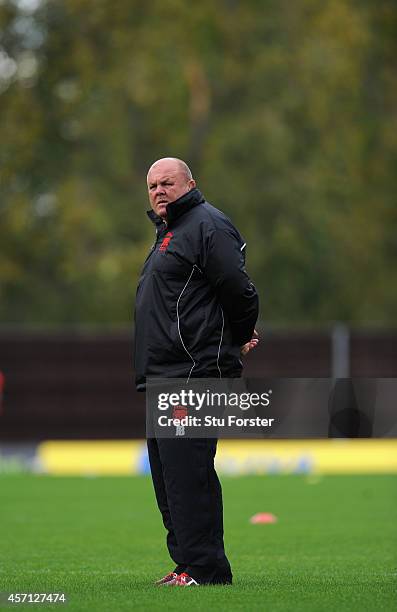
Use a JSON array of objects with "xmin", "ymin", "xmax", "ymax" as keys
[
  {"xmin": 147, "ymin": 157, "xmax": 193, "ymax": 182},
  {"xmin": 147, "ymin": 157, "xmax": 196, "ymax": 218}
]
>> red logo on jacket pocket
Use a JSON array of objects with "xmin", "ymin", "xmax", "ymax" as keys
[{"xmin": 159, "ymin": 231, "xmax": 173, "ymax": 252}]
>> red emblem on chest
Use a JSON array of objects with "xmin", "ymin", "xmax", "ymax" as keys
[{"xmin": 159, "ymin": 231, "xmax": 173, "ymax": 252}]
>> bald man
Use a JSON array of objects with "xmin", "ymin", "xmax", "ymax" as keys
[{"xmin": 134, "ymin": 158, "xmax": 259, "ymax": 587}]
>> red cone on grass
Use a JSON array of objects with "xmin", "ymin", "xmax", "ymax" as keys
[{"xmin": 250, "ymin": 512, "xmax": 277, "ymax": 524}]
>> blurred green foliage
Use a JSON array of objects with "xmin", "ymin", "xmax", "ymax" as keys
[{"xmin": 0, "ymin": 0, "xmax": 396, "ymax": 326}]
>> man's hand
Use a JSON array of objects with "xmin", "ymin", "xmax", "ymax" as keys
[{"xmin": 240, "ymin": 329, "xmax": 259, "ymax": 357}]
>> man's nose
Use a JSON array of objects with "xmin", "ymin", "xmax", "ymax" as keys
[{"xmin": 155, "ymin": 184, "xmax": 165, "ymax": 195}]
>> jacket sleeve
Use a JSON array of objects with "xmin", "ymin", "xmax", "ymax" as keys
[{"xmin": 201, "ymin": 227, "xmax": 259, "ymax": 346}]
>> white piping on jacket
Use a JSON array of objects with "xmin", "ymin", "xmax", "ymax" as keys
[
  {"xmin": 177, "ymin": 265, "xmax": 198, "ymax": 382},
  {"xmin": 216, "ymin": 307, "xmax": 224, "ymax": 378},
  {"xmin": 177, "ymin": 264, "xmax": 225, "ymax": 382},
  {"xmin": 240, "ymin": 242, "xmax": 246, "ymax": 251}
]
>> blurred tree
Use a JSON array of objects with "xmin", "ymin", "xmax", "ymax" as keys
[{"xmin": 0, "ymin": 0, "xmax": 396, "ymax": 326}]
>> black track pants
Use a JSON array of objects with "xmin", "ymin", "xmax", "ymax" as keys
[{"xmin": 147, "ymin": 437, "xmax": 232, "ymax": 584}]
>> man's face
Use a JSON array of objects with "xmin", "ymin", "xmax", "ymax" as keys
[{"xmin": 147, "ymin": 160, "xmax": 195, "ymax": 218}]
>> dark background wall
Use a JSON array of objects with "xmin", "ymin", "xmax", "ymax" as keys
[{"xmin": 0, "ymin": 329, "xmax": 395, "ymax": 440}]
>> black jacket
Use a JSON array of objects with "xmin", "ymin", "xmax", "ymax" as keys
[{"xmin": 134, "ymin": 188, "xmax": 259, "ymax": 391}]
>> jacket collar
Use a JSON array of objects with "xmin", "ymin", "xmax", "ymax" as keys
[{"xmin": 147, "ymin": 188, "xmax": 204, "ymax": 228}]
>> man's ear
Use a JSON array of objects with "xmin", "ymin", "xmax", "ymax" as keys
[{"xmin": 189, "ymin": 179, "xmax": 196, "ymax": 189}]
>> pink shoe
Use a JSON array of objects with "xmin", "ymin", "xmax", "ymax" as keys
[
  {"xmin": 155, "ymin": 572, "xmax": 178, "ymax": 586},
  {"xmin": 174, "ymin": 572, "xmax": 199, "ymax": 586}
]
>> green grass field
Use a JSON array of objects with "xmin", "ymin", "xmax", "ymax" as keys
[{"xmin": 1, "ymin": 474, "xmax": 396, "ymax": 611}]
